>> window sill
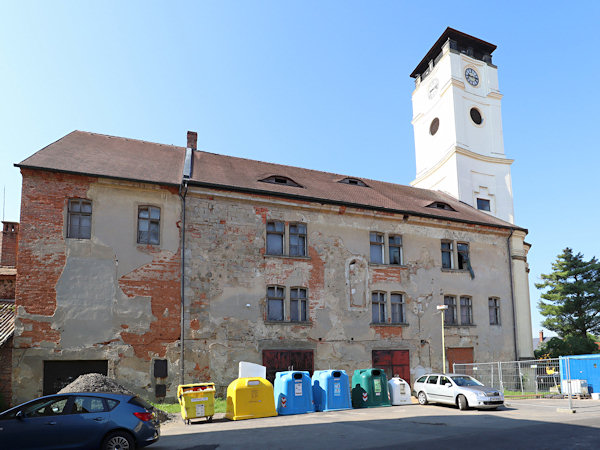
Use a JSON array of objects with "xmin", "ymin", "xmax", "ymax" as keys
[
  {"xmin": 264, "ymin": 320, "xmax": 313, "ymax": 326},
  {"xmin": 370, "ymin": 322, "xmax": 409, "ymax": 327},
  {"xmin": 369, "ymin": 263, "xmax": 408, "ymax": 268},
  {"xmin": 441, "ymin": 268, "xmax": 470, "ymax": 274},
  {"xmin": 264, "ymin": 254, "xmax": 310, "ymax": 260},
  {"xmin": 444, "ymin": 324, "xmax": 477, "ymax": 328}
]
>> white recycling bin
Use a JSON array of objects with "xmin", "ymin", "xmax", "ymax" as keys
[{"xmin": 388, "ymin": 377, "xmax": 412, "ymax": 405}]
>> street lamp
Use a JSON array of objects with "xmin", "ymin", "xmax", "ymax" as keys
[{"xmin": 437, "ymin": 304, "xmax": 448, "ymax": 373}]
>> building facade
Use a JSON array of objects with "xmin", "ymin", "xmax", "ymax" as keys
[{"xmin": 11, "ymin": 28, "xmax": 533, "ymax": 403}]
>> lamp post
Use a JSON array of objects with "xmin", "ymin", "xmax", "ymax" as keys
[{"xmin": 437, "ymin": 304, "xmax": 448, "ymax": 373}]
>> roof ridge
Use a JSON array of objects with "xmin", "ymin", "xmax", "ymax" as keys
[{"xmin": 73, "ymin": 130, "xmax": 185, "ymax": 151}]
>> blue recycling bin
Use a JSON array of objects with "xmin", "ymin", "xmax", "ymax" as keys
[
  {"xmin": 312, "ymin": 370, "xmax": 351, "ymax": 412},
  {"xmin": 274, "ymin": 371, "xmax": 314, "ymax": 415}
]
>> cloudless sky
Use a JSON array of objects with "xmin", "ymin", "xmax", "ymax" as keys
[{"xmin": 2, "ymin": 1, "xmax": 599, "ymax": 339}]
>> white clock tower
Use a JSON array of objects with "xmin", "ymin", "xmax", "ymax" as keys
[{"xmin": 410, "ymin": 28, "xmax": 514, "ymax": 224}]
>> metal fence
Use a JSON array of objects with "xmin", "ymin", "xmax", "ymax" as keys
[{"xmin": 453, "ymin": 358, "xmax": 562, "ymax": 399}]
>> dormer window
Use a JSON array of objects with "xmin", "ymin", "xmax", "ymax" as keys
[
  {"xmin": 339, "ymin": 177, "xmax": 368, "ymax": 187},
  {"xmin": 259, "ymin": 175, "xmax": 302, "ymax": 188},
  {"xmin": 427, "ymin": 201, "xmax": 456, "ymax": 211}
]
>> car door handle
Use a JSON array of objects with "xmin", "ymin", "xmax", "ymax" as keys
[
  {"xmin": 93, "ymin": 417, "xmax": 104, "ymax": 421},
  {"xmin": 45, "ymin": 421, "xmax": 57, "ymax": 425}
]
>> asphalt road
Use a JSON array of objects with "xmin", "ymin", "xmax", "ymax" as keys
[{"xmin": 154, "ymin": 399, "xmax": 600, "ymax": 450}]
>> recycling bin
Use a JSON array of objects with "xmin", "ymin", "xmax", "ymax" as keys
[
  {"xmin": 388, "ymin": 377, "xmax": 412, "ymax": 405},
  {"xmin": 351, "ymin": 368, "xmax": 391, "ymax": 408},
  {"xmin": 274, "ymin": 371, "xmax": 314, "ymax": 415},
  {"xmin": 225, "ymin": 377, "xmax": 278, "ymax": 421},
  {"xmin": 312, "ymin": 370, "xmax": 351, "ymax": 412},
  {"xmin": 177, "ymin": 383, "xmax": 215, "ymax": 424}
]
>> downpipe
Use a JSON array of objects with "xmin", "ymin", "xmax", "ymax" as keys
[
  {"xmin": 179, "ymin": 180, "xmax": 188, "ymax": 387},
  {"xmin": 507, "ymin": 229, "xmax": 518, "ymax": 361}
]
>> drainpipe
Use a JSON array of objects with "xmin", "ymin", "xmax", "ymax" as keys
[
  {"xmin": 179, "ymin": 132, "xmax": 196, "ymax": 386},
  {"xmin": 507, "ymin": 228, "xmax": 518, "ymax": 361}
]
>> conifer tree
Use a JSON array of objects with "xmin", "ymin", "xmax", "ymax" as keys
[{"xmin": 536, "ymin": 248, "xmax": 600, "ymax": 338}]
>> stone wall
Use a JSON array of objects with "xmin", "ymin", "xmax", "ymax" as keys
[{"xmin": 0, "ymin": 338, "xmax": 12, "ymax": 409}]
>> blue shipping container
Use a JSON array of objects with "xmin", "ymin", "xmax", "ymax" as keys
[
  {"xmin": 559, "ymin": 354, "xmax": 600, "ymax": 394},
  {"xmin": 312, "ymin": 370, "xmax": 352, "ymax": 412},
  {"xmin": 274, "ymin": 371, "xmax": 314, "ymax": 415}
]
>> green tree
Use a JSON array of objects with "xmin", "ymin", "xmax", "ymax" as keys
[
  {"xmin": 536, "ymin": 248, "xmax": 600, "ymax": 339},
  {"xmin": 534, "ymin": 335, "xmax": 598, "ymax": 358}
]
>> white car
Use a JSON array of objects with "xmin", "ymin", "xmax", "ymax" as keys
[{"xmin": 412, "ymin": 373, "xmax": 504, "ymax": 410}]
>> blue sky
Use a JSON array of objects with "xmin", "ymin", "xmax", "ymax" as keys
[{"xmin": 2, "ymin": 1, "xmax": 599, "ymax": 339}]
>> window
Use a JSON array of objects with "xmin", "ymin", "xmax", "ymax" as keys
[
  {"xmin": 137, "ymin": 206, "xmax": 160, "ymax": 245},
  {"xmin": 259, "ymin": 175, "xmax": 302, "ymax": 188},
  {"xmin": 427, "ymin": 201, "xmax": 456, "ymax": 211},
  {"xmin": 371, "ymin": 291, "xmax": 386, "ymax": 323},
  {"xmin": 429, "ymin": 118, "xmax": 440, "ymax": 135},
  {"xmin": 72, "ymin": 396, "xmax": 107, "ymax": 414},
  {"xmin": 444, "ymin": 295, "xmax": 457, "ymax": 325},
  {"xmin": 67, "ymin": 199, "xmax": 92, "ymax": 239},
  {"xmin": 267, "ymin": 286, "xmax": 285, "ymax": 321},
  {"xmin": 427, "ymin": 375, "xmax": 439, "ymax": 384},
  {"xmin": 477, "ymin": 198, "xmax": 491, "ymax": 211},
  {"xmin": 489, "ymin": 297, "xmax": 500, "ymax": 325},
  {"xmin": 441, "ymin": 241, "xmax": 453, "ymax": 269},
  {"xmin": 290, "ymin": 288, "xmax": 307, "ymax": 322},
  {"xmin": 266, "ymin": 221, "xmax": 284, "ymax": 255},
  {"xmin": 416, "ymin": 375, "xmax": 428, "ymax": 383},
  {"xmin": 389, "ymin": 235, "xmax": 403, "ymax": 265},
  {"xmin": 289, "ymin": 224, "xmax": 307, "ymax": 257},
  {"xmin": 460, "ymin": 296, "xmax": 473, "ymax": 325},
  {"xmin": 339, "ymin": 177, "xmax": 368, "ymax": 187},
  {"xmin": 470, "ymin": 107, "xmax": 483, "ymax": 125},
  {"xmin": 370, "ymin": 232, "xmax": 384, "ymax": 264},
  {"xmin": 457, "ymin": 243, "xmax": 470, "ymax": 270},
  {"xmin": 8, "ymin": 397, "xmax": 69, "ymax": 419},
  {"xmin": 391, "ymin": 293, "xmax": 405, "ymax": 324}
]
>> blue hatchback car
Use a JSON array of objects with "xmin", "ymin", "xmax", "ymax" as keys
[{"xmin": 0, "ymin": 392, "xmax": 160, "ymax": 450}]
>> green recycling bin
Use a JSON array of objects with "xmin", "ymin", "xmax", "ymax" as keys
[{"xmin": 351, "ymin": 368, "xmax": 391, "ymax": 408}]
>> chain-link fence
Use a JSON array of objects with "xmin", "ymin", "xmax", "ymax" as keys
[{"xmin": 453, "ymin": 358, "xmax": 562, "ymax": 399}]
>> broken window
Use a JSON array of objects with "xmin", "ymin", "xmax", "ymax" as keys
[
  {"xmin": 267, "ymin": 286, "xmax": 285, "ymax": 321},
  {"xmin": 290, "ymin": 287, "xmax": 308, "ymax": 322},
  {"xmin": 371, "ymin": 291, "xmax": 386, "ymax": 323},
  {"xmin": 137, "ymin": 206, "xmax": 160, "ymax": 245},
  {"xmin": 391, "ymin": 293, "xmax": 405, "ymax": 324},
  {"xmin": 457, "ymin": 243, "xmax": 469, "ymax": 270},
  {"xmin": 489, "ymin": 297, "xmax": 500, "ymax": 325},
  {"xmin": 289, "ymin": 223, "xmax": 307, "ymax": 257},
  {"xmin": 370, "ymin": 232, "xmax": 384, "ymax": 264},
  {"xmin": 444, "ymin": 295, "xmax": 457, "ymax": 325},
  {"xmin": 460, "ymin": 296, "xmax": 473, "ymax": 325},
  {"xmin": 441, "ymin": 240, "xmax": 453, "ymax": 269},
  {"xmin": 67, "ymin": 199, "xmax": 92, "ymax": 239},
  {"xmin": 389, "ymin": 235, "xmax": 403, "ymax": 265},
  {"xmin": 266, "ymin": 221, "xmax": 284, "ymax": 255}
]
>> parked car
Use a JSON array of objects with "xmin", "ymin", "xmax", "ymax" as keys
[
  {"xmin": 412, "ymin": 373, "xmax": 504, "ymax": 410},
  {"xmin": 0, "ymin": 392, "xmax": 160, "ymax": 450}
]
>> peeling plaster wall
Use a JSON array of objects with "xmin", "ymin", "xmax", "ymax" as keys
[
  {"xmin": 183, "ymin": 189, "xmax": 519, "ymax": 391},
  {"xmin": 13, "ymin": 170, "xmax": 181, "ymax": 404}
]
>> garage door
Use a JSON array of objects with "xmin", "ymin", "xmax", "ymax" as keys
[
  {"xmin": 372, "ymin": 350, "xmax": 410, "ymax": 382},
  {"xmin": 43, "ymin": 360, "xmax": 108, "ymax": 395},
  {"xmin": 446, "ymin": 347, "xmax": 474, "ymax": 373},
  {"xmin": 262, "ymin": 350, "xmax": 314, "ymax": 384}
]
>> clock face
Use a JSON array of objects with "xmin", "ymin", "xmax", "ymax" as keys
[{"xmin": 465, "ymin": 68, "xmax": 479, "ymax": 86}]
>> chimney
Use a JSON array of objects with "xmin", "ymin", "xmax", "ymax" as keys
[
  {"xmin": 539, "ymin": 330, "xmax": 544, "ymax": 342},
  {"xmin": 1, "ymin": 221, "xmax": 19, "ymax": 267},
  {"xmin": 187, "ymin": 131, "xmax": 197, "ymax": 150}
]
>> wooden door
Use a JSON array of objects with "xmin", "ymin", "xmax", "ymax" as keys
[
  {"xmin": 262, "ymin": 350, "xmax": 314, "ymax": 384},
  {"xmin": 372, "ymin": 350, "xmax": 410, "ymax": 382},
  {"xmin": 446, "ymin": 347, "xmax": 474, "ymax": 373}
]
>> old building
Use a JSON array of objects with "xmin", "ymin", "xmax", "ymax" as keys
[
  {"xmin": 12, "ymin": 28, "xmax": 533, "ymax": 403},
  {"xmin": 1, "ymin": 221, "xmax": 18, "ymax": 408}
]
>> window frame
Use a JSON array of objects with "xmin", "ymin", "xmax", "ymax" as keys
[
  {"xmin": 290, "ymin": 287, "xmax": 308, "ymax": 322},
  {"xmin": 266, "ymin": 285, "xmax": 285, "ymax": 321},
  {"xmin": 370, "ymin": 232, "xmax": 384, "ymax": 264},
  {"xmin": 371, "ymin": 291, "xmax": 387, "ymax": 324},
  {"xmin": 289, "ymin": 223, "xmax": 307, "ymax": 257},
  {"xmin": 489, "ymin": 297, "xmax": 501, "ymax": 325},
  {"xmin": 441, "ymin": 240, "xmax": 454, "ymax": 269},
  {"xmin": 457, "ymin": 242, "xmax": 470, "ymax": 270},
  {"xmin": 390, "ymin": 292, "xmax": 405, "ymax": 324},
  {"xmin": 137, "ymin": 205, "xmax": 161, "ymax": 245},
  {"xmin": 476, "ymin": 198, "xmax": 491, "ymax": 211},
  {"xmin": 266, "ymin": 221, "xmax": 285, "ymax": 256},
  {"xmin": 460, "ymin": 296, "xmax": 473, "ymax": 325},
  {"xmin": 388, "ymin": 235, "xmax": 403, "ymax": 265},
  {"xmin": 444, "ymin": 295, "xmax": 457, "ymax": 325},
  {"xmin": 67, "ymin": 199, "xmax": 92, "ymax": 239}
]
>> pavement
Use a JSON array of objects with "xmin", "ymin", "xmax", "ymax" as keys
[{"xmin": 153, "ymin": 398, "xmax": 600, "ymax": 449}]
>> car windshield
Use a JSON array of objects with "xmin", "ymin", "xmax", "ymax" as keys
[{"xmin": 450, "ymin": 375, "xmax": 484, "ymax": 387}]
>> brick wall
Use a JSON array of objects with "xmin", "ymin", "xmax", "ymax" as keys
[
  {"xmin": 0, "ymin": 277, "xmax": 15, "ymax": 299},
  {"xmin": 0, "ymin": 338, "xmax": 12, "ymax": 409},
  {"xmin": 1, "ymin": 222, "xmax": 18, "ymax": 267}
]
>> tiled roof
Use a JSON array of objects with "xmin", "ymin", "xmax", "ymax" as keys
[
  {"xmin": 16, "ymin": 131, "xmax": 524, "ymax": 231},
  {"xmin": 0, "ymin": 300, "xmax": 15, "ymax": 347}
]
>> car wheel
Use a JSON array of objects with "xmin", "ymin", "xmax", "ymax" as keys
[
  {"xmin": 417, "ymin": 391, "xmax": 428, "ymax": 405},
  {"xmin": 102, "ymin": 431, "xmax": 134, "ymax": 450},
  {"xmin": 457, "ymin": 394, "xmax": 469, "ymax": 411}
]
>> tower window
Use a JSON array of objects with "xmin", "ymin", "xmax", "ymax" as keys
[
  {"xmin": 429, "ymin": 118, "xmax": 439, "ymax": 136},
  {"xmin": 476, "ymin": 198, "xmax": 491, "ymax": 211},
  {"xmin": 470, "ymin": 108, "xmax": 483, "ymax": 125}
]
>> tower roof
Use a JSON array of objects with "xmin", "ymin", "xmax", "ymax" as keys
[{"xmin": 410, "ymin": 27, "xmax": 497, "ymax": 79}]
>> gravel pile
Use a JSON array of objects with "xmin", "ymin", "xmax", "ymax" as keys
[{"xmin": 58, "ymin": 373, "xmax": 177, "ymax": 423}]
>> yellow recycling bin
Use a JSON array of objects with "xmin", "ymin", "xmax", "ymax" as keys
[
  {"xmin": 225, "ymin": 377, "xmax": 277, "ymax": 421},
  {"xmin": 177, "ymin": 383, "xmax": 215, "ymax": 424}
]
